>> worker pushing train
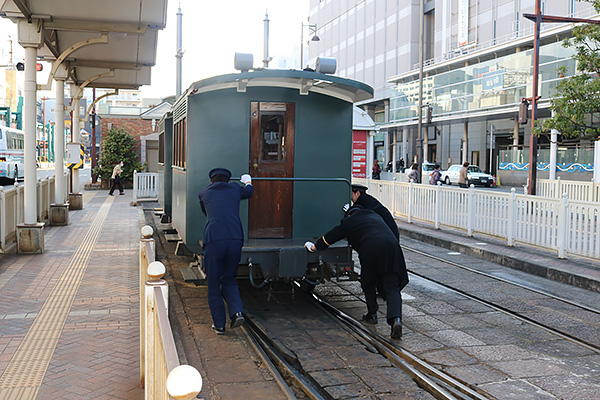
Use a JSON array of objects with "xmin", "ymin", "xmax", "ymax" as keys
[
  {"xmin": 198, "ymin": 168, "xmax": 253, "ymax": 334},
  {"xmin": 306, "ymin": 205, "xmax": 408, "ymax": 339}
]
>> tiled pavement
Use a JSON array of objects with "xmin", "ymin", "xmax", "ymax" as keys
[{"xmin": 0, "ymin": 191, "xmax": 144, "ymax": 400}]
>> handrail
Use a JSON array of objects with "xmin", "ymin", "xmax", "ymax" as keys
[{"xmin": 139, "ymin": 226, "xmax": 202, "ymax": 400}]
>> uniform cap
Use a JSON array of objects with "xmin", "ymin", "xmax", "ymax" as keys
[
  {"xmin": 209, "ymin": 168, "xmax": 232, "ymax": 179},
  {"xmin": 351, "ymin": 184, "xmax": 368, "ymax": 192}
]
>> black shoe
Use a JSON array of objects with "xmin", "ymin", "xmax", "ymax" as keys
[
  {"xmin": 108, "ymin": 193, "xmax": 114, "ymax": 196},
  {"xmin": 390, "ymin": 318, "xmax": 402, "ymax": 339},
  {"xmin": 362, "ymin": 312, "xmax": 378, "ymax": 324},
  {"xmin": 230, "ymin": 312, "xmax": 245, "ymax": 328},
  {"xmin": 211, "ymin": 324, "xmax": 225, "ymax": 335},
  {"xmin": 119, "ymin": 192, "xmax": 125, "ymax": 195}
]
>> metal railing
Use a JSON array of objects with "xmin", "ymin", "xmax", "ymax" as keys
[
  {"xmin": 536, "ymin": 178, "xmax": 600, "ymax": 203},
  {"xmin": 355, "ymin": 178, "xmax": 600, "ymax": 260},
  {"xmin": 133, "ymin": 171, "xmax": 159, "ymax": 205},
  {"xmin": 139, "ymin": 226, "xmax": 202, "ymax": 400},
  {"xmin": 0, "ymin": 172, "xmax": 69, "ymax": 253}
]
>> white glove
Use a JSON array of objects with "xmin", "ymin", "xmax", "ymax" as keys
[
  {"xmin": 305, "ymin": 241, "xmax": 316, "ymax": 252},
  {"xmin": 240, "ymin": 174, "xmax": 252, "ymax": 185},
  {"xmin": 342, "ymin": 203, "xmax": 350, "ymax": 212}
]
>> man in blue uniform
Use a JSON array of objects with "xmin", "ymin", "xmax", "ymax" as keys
[
  {"xmin": 198, "ymin": 168, "xmax": 254, "ymax": 334},
  {"xmin": 306, "ymin": 205, "xmax": 408, "ymax": 339}
]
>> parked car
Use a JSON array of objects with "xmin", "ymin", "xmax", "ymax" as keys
[{"xmin": 441, "ymin": 164, "xmax": 494, "ymax": 187}]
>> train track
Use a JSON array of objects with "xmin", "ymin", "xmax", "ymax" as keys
[
  {"xmin": 401, "ymin": 244, "xmax": 600, "ymax": 354},
  {"xmin": 240, "ymin": 283, "xmax": 492, "ymax": 400}
]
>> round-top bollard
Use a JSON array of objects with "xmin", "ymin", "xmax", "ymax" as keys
[
  {"xmin": 147, "ymin": 261, "xmax": 166, "ymax": 280},
  {"xmin": 166, "ymin": 365, "xmax": 202, "ymax": 400},
  {"xmin": 141, "ymin": 225, "xmax": 153, "ymax": 239}
]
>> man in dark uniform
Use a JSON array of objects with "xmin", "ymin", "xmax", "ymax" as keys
[
  {"xmin": 198, "ymin": 168, "xmax": 254, "ymax": 334},
  {"xmin": 350, "ymin": 184, "xmax": 399, "ymax": 241},
  {"xmin": 306, "ymin": 206, "xmax": 409, "ymax": 339}
]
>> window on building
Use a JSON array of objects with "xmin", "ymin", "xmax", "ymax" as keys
[
  {"xmin": 158, "ymin": 132, "xmax": 164, "ymax": 164},
  {"xmin": 174, "ymin": 118, "xmax": 186, "ymax": 168}
]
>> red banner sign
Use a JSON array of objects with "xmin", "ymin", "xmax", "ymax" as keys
[{"xmin": 352, "ymin": 130, "xmax": 367, "ymax": 178}]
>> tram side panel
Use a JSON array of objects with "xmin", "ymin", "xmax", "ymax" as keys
[{"xmin": 157, "ymin": 111, "xmax": 173, "ymax": 220}]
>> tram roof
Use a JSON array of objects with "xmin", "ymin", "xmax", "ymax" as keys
[
  {"xmin": 0, "ymin": 0, "xmax": 168, "ymax": 90},
  {"xmin": 187, "ymin": 70, "xmax": 374, "ymax": 104}
]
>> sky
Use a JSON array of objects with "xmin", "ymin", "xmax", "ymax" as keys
[
  {"xmin": 143, "ymin": 0, "xmax": 312, "ymax": 98},
  {"xmin": 0, "ymin": 0, "xmax": 311, "ymax": 100}
]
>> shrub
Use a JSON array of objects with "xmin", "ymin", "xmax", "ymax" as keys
[{"xmin": 94, "ymin": 127, "xmax": 143, "ymax": 181}]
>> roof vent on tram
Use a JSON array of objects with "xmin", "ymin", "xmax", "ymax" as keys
[
  {"xmin": 234, "ymin": 53, "xmax": 254, "ymax": 72},
  {"xmin": 316, "ymin": 57, "xmax": 336, "ymax": 74}
]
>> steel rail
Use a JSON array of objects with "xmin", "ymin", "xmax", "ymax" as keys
[
  {"xmin": 403, "ymin": 269, "xmax": 600, "ymax": 355},
  {"xmin": 243, "ymin": 315, "xmax": 327, "ymax": 400},
  {"xmin": 240, "ymin": 325, "xmax": 297, "ymax": 400},
  {"xmin": 401, "ymin": 245, "xmax": 600, "ymax": 315},
  {"xmin": 309, "ymin": 289, "xmax": 491, "ymax": 400}
]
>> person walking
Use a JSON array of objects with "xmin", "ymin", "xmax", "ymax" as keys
[
  {"xmin": 198, "ymin": 168, "xmax": 254, "ymax": 334},
  {"xmin": 458, "ymin": 161, "xmax": 470, "ymax": 188},
  {"xmin": 306, "ymin": 205, "xmax": 408, "ymax": 339},
  {"xmin": 372, "ymin": 159, "xmax": 381, "ymax": 180},
  {"xmin": 108, "ymin": 161, "xmax": 125, "ymax": 195},
  {"xmin": 407, "ymin": 163, "xmax": 419, "ymax": 183},
  {"xmin": 429, "ymin": 164, "xmax": 441, "ymax": 185}
]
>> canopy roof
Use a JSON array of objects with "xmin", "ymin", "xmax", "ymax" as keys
[{"xmin": 0, "ymin": 0, "xmax": 168, "ymax": 89}]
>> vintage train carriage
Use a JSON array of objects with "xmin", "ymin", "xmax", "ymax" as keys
[
  {"xmin": 157, "ymin": 111, "xmax": 173, "ymax": 221},
  {"xmin": 169, "ymin": 69, "xmax": 373, "ymax": 282}
]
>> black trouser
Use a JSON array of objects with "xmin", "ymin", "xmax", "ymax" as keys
[
  {"xmin": 362, "ymin": 271, "xmax": 402, "ymax": 325},
  {"xmin": 109, "ymin": 177, "xmax": 124, "ymax": 194}
]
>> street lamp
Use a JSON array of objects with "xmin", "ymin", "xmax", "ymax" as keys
[{"xmin": 300, "ymin": 22, "xmax": 320, "ymax": 69}]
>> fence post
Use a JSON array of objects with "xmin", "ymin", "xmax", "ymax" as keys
[
  {"xmin": 467, "ymin": 184, "xmax": 475, "ymax": 236},
  {"xmin": 0, "ymin": 187, "xmax": 5, "ymax": 252},
  {"xmin": 15, "ymin": 182, "xmax": 21, "ymax": 224},
  {"xmin": 435, "ymin": 181, "xmax": 441, "ymax": 229},
  {"xmin": 36, "ymin": 179, "xmax": 41, "ymax": 222},
  {"xmin": 145, "ymin": 261, "xmax": 167, "ymax": 399},
  {"xmin": 139, "ymin": 226, "xmax": 154, "ymax": 389},
  {"xmin": 557, "ymin": 193, "xmax": 568, "ymax": 259},
  {"xmin": 507, "ymin": 188, "xmax": 516, "ymax": 246},
  {"xmin": 392, "ymin": 178, "xmax": 397, "ymax": 217},
  {"xmin": 408, "ymin": 180, "xmax": 414, "ymax": 223},
  {"xmin": 556, "ymin": 176, "xmax": 562, "ymax": 199},
  {"xmin": 133, "ymin": 170, "xmax": 138, "ymax": 205}
]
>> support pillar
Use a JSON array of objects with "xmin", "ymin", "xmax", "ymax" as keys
[
  {"xmin": 69, "ymin": 86, "xmax": 83, "ymax": 210},
  {"xmin": 50, "ymin": 67, "xmax": 70, "ymax": 225},
  {"xmin": 549, "ymin": 129, "xmax": 558, "ymax": 180},
  {"xmin": 17, "ymin": 20, "xmax": 44, "ymax": 253},
  {"xmin": 594, "ymin": 140, "xmax": 600, "ymax": 184},
  {"xmin": 462, "ymin": 121, "xmax": 468, "ymax": 163}
]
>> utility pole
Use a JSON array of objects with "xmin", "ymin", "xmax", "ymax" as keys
[
  {"xmin": 523, "ymin": 2, "xmax": 600, "ymax": 195},
  {"xmin": 417, "ymin": 0, "xmax": 424, "ymax": 168},
  {"xmin": 91, "ymin": 88, "xmax": 97, "ymax": 182}
]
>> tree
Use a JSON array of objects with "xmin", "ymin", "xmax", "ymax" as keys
[
  {"xmin": 535, "ymin": 0, "xmax": 600, "ymax": 141},
  {"xmin": 94, "ymin": 127, "xmax": 143, "ymax": 181}
]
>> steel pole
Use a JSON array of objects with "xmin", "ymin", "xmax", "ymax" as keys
[
  {"xmin": 176, "ymin": 5, "xmax": 183, "ymax": 97},
  {"xmin": 417, "ymin": 0, "xmax": 424, "ymax": 166},
  {"xmin": 263, "ymin": 11, "xmax": 270, "ymax": 68},
  {"xmin": 24, "ymin": 46, "xmax": 37, "ymax": 224},
  {"xmin": 300, "ymin": 23, "xmax": 304, "ymax": 69},
  {"xmin": 527, "ymin": 0, "xmax": 541, "ymax": 195},
  {"xmin": 91, "ymin": 88, "xmax": 97, "ymax": 182}
]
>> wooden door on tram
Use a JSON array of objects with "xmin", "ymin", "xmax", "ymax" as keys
[{"xmin": 248, "ymin": 102, "xmax": 295, "ymax": 238}]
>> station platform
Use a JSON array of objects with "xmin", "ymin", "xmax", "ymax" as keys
[
  {"xmin": 0, "ymin": 191, "xmax": 144, "ymax": 399},
  {"xmin": 396, "ymin": 218, "xmax": 600, "ymax": 293}
]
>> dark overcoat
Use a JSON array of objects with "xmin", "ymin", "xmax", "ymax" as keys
[
  {"xmin": 198, "ymin": 182, "xmax": 254, "ymax": 246},
  {"xmin": 315, "ymin": 208, "xmax": 408, "ymax": 289},
  {"xmin": 353, "ymin": 192, "xmax": 399, "ymax": 241}
]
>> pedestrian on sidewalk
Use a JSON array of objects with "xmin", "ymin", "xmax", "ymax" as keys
[
  {"xmin": 429, "ymin": 164, "xmax": 441, "ymax": 185},
  {"xmin": 407, "ymin": 163, "xmax": 419, "ymax": 183},
  {"xmin": 306, "ymin": 205, "xmax": 408, "ymax": 339},
  {"xmin": 108, "ymin": 160, "xmax": 125, "ymax": 195},
  {"xmin": 372, "ymin": 159, "xmax": 381, "ymax": 180},
  {"xmin": 458, "ymin": 161, "xmax": 469, "ymax": 188},
  {"xmin": 198, "ymin": 168, "xmax": 254, "ymax": 335}
]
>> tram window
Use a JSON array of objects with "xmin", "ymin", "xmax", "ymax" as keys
[
  {"xmin": 260, "ymin": 108, "xmax": 286, "ymax": 161},
  {"xmin": 173, "ymin": 118, "xmax": 187, "ymax": 168},
  {"xmin": 158, "ymin": 132, "xmax": 164, "ymax": 164}
]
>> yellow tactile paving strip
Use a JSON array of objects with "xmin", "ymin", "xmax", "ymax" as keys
[{"xmin": 0, "ymin": 196, "xmax": 113, "ymax": 400}]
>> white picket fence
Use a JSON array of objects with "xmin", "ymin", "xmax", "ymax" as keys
[
  {"xmin": 536, "ymin": 178, "xmax": 600, "ymax": 203},
  {"xmin": 355, "ymin": 178, "xmax": 600, "ymax": 260},
  {"xmin": 0, "ymin": 173, "xmax": 69, "ymax": 253},
  {"xmin": 134, "ymin": 171, "xmax": 159, "ymax": 203}
]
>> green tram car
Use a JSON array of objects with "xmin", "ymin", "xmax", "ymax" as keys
[
  {"xmin": 160, "ymin": 68, "xmax": 373, "ymax": 287},
  {"xmin": 157, "ymin": 111, "xmax": 173, "ymax": 222}
]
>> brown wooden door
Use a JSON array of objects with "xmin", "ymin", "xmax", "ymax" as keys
[{"xmin": 248, "ymin": 102, "xmax": 295, "ymax": 238}]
